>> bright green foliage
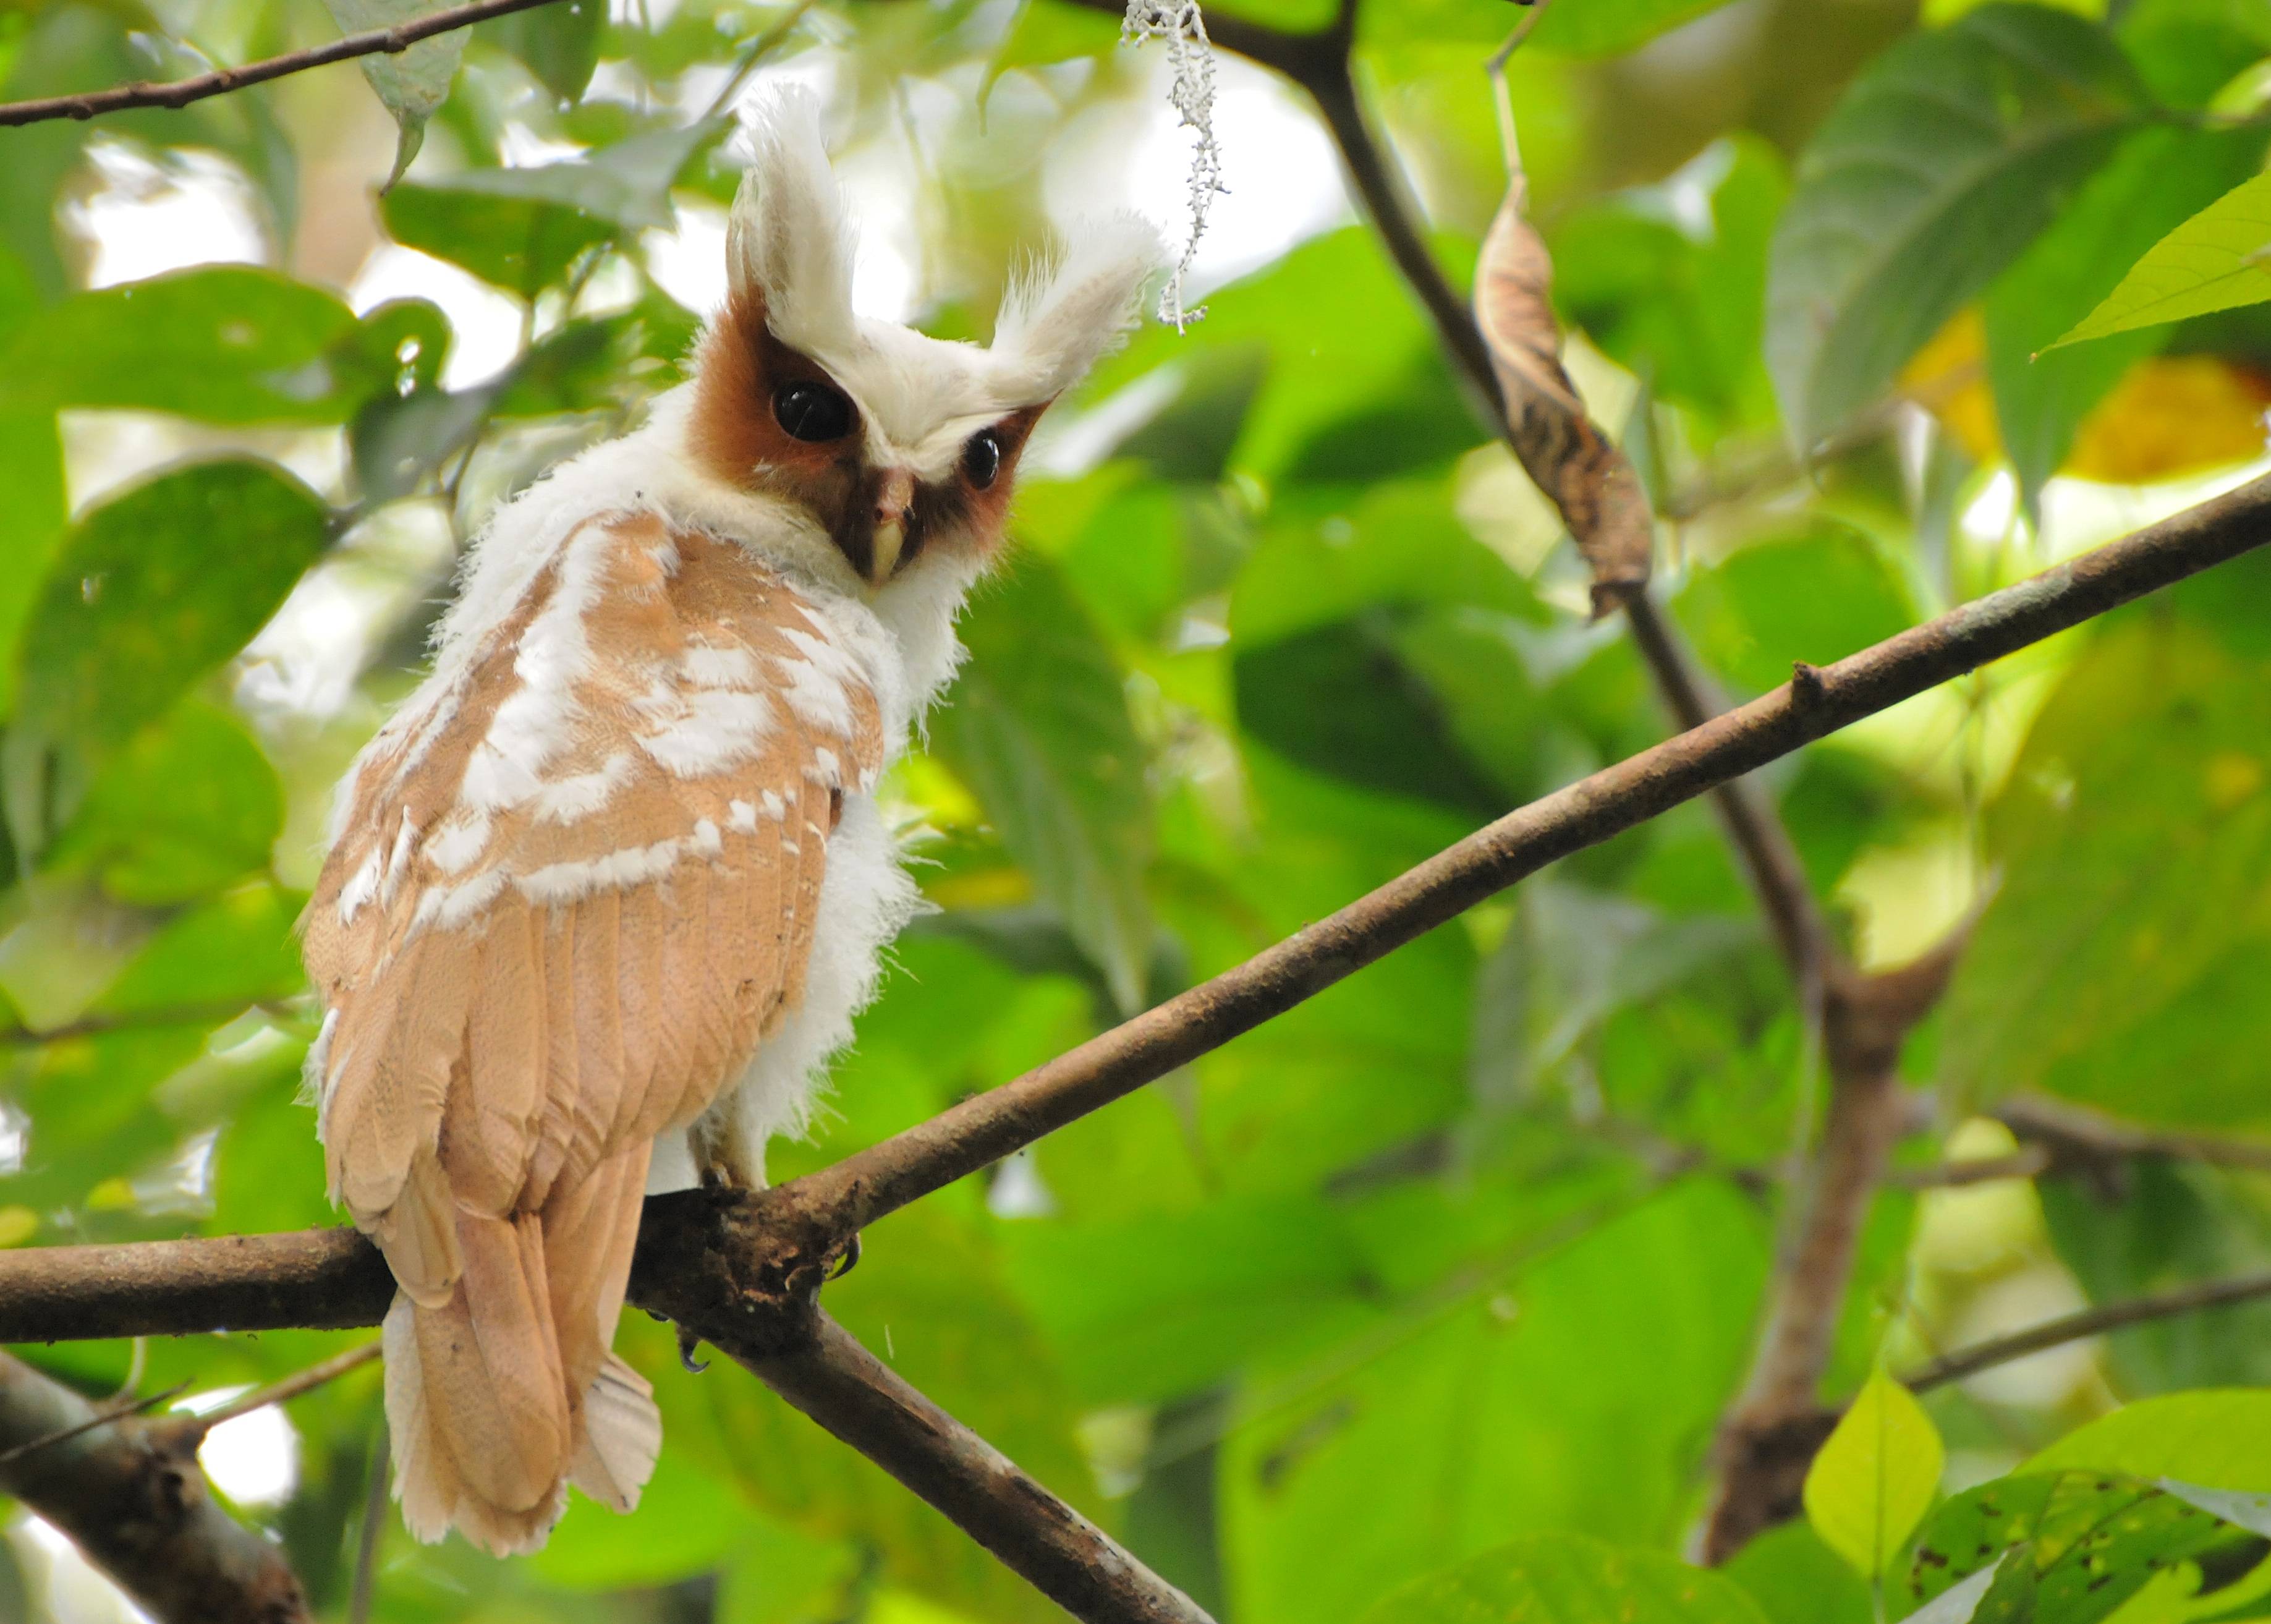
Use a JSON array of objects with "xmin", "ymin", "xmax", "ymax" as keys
[
  {"xmin": 1766, "ymin": 4, "xmax": 2146, "ymax": 446},
  {"xmin": 1, "ymin": 2, "xmax": 2269, "ymax": 1623},
  {"xmin": 325, "ymin": 0, "xmax": 474, "ymax": 184},
  {"xmin": 1805, "ymin": 1369, "xmax": 1946, "ymax": 1578},
  {"xmin": 2054, "ymin": 172, "xmax": 2271, "ymax": 349},
  {"xmin": 1901, "ymin": 1472, "xmax": 2271, "ymax": 1624},
  {"xmin": 1357, "ymin": 1533, "xmax": 1773, "ymax": 1624},
  {"xmin": 1940, "ymin": 598, "xmax": 2271, "ymax": 1126}
]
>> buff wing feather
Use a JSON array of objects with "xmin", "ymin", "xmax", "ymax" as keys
[{"xmin": 307, "ymin": 511, "xmax": 885, "ymax": 1554}]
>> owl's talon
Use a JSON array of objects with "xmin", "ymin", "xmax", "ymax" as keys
[
  {"xmin": 829, "ymin": 1233, "xmax": 862, "ymax": 1280},
  {"xmin": 677, "ymin": 1327, "xmax": 710, "ymax": 1374}
]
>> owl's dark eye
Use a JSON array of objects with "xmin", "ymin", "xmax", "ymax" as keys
[
  {"xmin": 774, "ymin": 382, "xmax": 854, "ymax": 442},
  {"xmin": 962, "ymin": 428, "xmax": 1004, "ymax": 490}
]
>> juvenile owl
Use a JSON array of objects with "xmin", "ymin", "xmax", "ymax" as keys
[{"xmin": 301, "ymin": 91, "xmax": 1160, "ymax": 1555}]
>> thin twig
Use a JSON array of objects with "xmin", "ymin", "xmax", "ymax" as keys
[
  {"xmin": 1997, "ymin": 1095, "xmax": 2271, "ymax": 1180},
  {"xmin": 0, "ymin": 0, "xmax": 572, "ymax": 128},
  {"xmin": 174, "ymin": 1341, "xmax": 382, "ymax": 1440},
  {"xmin": 1890, "ymin": 1148, "xmax": 2053, "ymax": 1189},
  {"xmin": 0, "ymin": 1381, "xmax": 187, "ymax": 1468},
  {"xmin": 1908, "ymin": 1270, "xmax": 2271, "ymax": 1393}
]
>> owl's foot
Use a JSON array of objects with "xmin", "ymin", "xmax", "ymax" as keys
[
  {"xmin": 677, "ymin": 1325, "xmax": 710, "ymax": 1375},
  {"xmin": 828, "ymin": 1232, "xmax": 862, "ymax": 1281}
]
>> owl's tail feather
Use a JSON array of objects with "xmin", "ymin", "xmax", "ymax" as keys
[{"xmin": 381, "ymin": 1145, "xmax": 660, "ymax": 1556}]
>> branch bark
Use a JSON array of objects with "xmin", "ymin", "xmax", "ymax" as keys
[
  {"xmin": 0, "ymin": 0, "xmax": 571, "ymax": 128},
  {"xmin": 1906, "ymin": 1269, "xmax": 2271, "ymax": 1394},
  {"xmin": 11, "ymin": 475, "xmax": 2269, "ymax": 1350},
  {"xmin": 0, "ymin": 1353, "xmax": 310, "ymax": 1624}
]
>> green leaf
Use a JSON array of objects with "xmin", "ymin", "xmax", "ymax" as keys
[
  {"xmin": 1359, "ymin": 1533, "xmax": 1772, "ymax": 1624},
  {"xmin": 1001, "ymin": 1194, "xmax": 1373, "ymax": 1405},
  {"xmin": 1725, "ymin": 1523, "xmax": 1875, "ymax": 1624},
  {"xmin": 2039, "ymin": 1159, "xmax": 2271, "ymax": 1392},
  {"xmin": 4, "ymin": 882, "xmax": 305, "ymax": 1218},
  {"xmin": 2052, "ymin": 171, "xmax": 2271, "ymax": 349},
  {"xmin": 991, "ymin": 0, "xmax": 1124, "ymax": 77},
  {"xmin": 1222, "ymin": 1183, "xmax": 1769, "ymax": 1624},
  {"xmin": 1673, "ymin": 522, "xmax": 1918, "ymax": 697},
  {"xmin": 2026, "ymin": 1392, "xmax": 2271, "ymax": 1492},
  {"xmin": 1766, "ymin": 4, "xmax": 2146, "ymax": 447},
  {"xmin": 480, "ymin": 0, "xmax": 603, "ymax": 103},
  {"xmin": 530, "ymin": 1446, "xmax": 747, "ymax": 1589},
  {"xmin": 383, "ymin": 180, "xmax": 616, "ymax": 301},
  {"xmin": 1553, "ymin": 136, "xmax": 1786, "ymax": 432},
  {"xmin": 1805, "ymin": 1369, "xmax": 1946, "ymax": 1578},
  {"xmin": 1985, "ymin": 123, "xmax": 2269, "ymax": 512},
  {"xmin": 42, "ymin": 697, "xmax": 283, "ymax": 905},
  {"xmin": 4, "ymin": 461, "xmax": 328, "ymax": 853},
  {"xmin": 0, "ymin": 409, "xmax": 67, "ymax": 715},
  {"xmin": 1903, "ymin": 1471, "xmax": 2266, "ymax": 1622},
  {"xmin": 931, "ymin": 557, "xmax": 1155, "ymax": 1013},
  {"xmin": 324, "ymin": 0, "xmax": 472, "ymax": 185},
  {"xmin": 1939, "ymin": 612, "xmax": 2271, "ymax": 1124},
  {"xmin": 1084, "ymin": 230, "xmax": 1449, "ymax": 483},
  {"xmin": 0, "ymin": 268, "xmax": 359, "ymax": 425}
]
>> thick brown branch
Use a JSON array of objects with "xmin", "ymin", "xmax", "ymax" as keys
[
  {"xmin": 11, "ymin": 476, "xmax": 2265, "ymax": 1351},
  {"xmin": 0, "ymin": 1353, "xmax": 309, "ymax": 1623},
  {"xmin": 756, "ymin": 1315, "xmax": 1213, "ymax": 1624},
  {"xmin": 1907, "ymin": 1269, "xmax": 2271, "ymax": 1393},
  {"xmin": 0, "ymin": 0, "xmax": 570, "ymax": 128}
]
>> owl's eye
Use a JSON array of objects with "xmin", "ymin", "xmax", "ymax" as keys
[
  {"xmin": 962, "ymin": 428, "xmax": 1004, "ymax": 490},
  {"xmin": 774, "ymin": 383, "xmax": 854, "ymax": 442}
]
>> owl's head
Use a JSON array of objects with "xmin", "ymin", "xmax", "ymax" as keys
[{"xmin": 689, "ymin": 91, "xmax": 1161, "ymax": 593}]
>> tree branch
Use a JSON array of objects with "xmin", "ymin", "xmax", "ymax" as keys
[
  {"xmin": 2, "ymin": 478, "xmax": 2265, "ymax": 1610},
  {"xmin": 0, "ymin": 1353, "xmax": 310, "ymax": 1623},
  {"xmin": 0, "ymin": 0, "xmax": 572, "ymax": 129},
  {"xmin": 11, "ymin": 476, "xmax": 2264, "ymax": 1350},
  {"xmin": 1906, "ymin": 1269, "xmax": 2271, "ymax": 1394},
  {"xmin": 757, "ymin": 1314, "xmax": 1213, "ymax": 1624},
  {"xmin": 1997, "ymin": 1094, "xmax": 2271, "ymax": 1183}
]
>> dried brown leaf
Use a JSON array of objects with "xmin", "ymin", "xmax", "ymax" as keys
[{"xmin": 1475, "ymin": 185, "xmax": 1653, "ymax": 615}]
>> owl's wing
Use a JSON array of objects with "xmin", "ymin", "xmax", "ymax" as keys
[{"xmin": 304, "ymin": 511, "xmax": 886, "ymax": 1304}]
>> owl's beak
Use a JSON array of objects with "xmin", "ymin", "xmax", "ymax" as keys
[{"xmin": 868, "ymin": 468, "xmax": 916, "ymax": 587}]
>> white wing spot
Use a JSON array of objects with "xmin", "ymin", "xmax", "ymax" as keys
[{"xmin": 728, "ymin": 799, "xmax": 759, "ymax": 834}]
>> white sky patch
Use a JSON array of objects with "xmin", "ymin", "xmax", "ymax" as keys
[
  {"xmin": 1958, "ymin": 467, "xmax": 2019, "ymax": 545},
  {"xmin": 67, "ymin": 141, "xmax": 268, "ymax": 289},
  {"xmin": 1046, "ymin": 50, "xmax": 1350, "ymax": 300},
  {"xmin": 349, "ymin": 245, "xmax": 525, "ymax": 389},
  {"xmin": 176, "ymin": 1388, "xmax": 302, "ymax": 1508},
  {"xmin": 643, "ymin": 200, "xmax": 731, "ymax": 318}
]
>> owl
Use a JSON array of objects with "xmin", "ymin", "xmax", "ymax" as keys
[{"xmin": 300, "ymin": 91, "xmax": 1160, "ymax": 1555}]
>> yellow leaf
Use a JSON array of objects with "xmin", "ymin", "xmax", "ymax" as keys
[
  {"xmin": 1804, "ymin": 1367, "xmax": 1946, "ymax": 1579},
  {"xmin": 2063, "ymin": 357, "xmax": 2271, "ymax": 485},
  {"xmin": 1900, "ymin": 310, "xmax": 2001, "ymax": 464}
]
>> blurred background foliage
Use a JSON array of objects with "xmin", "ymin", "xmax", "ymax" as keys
[{"xmin": 1, "ymin": 0, "xmax": 2270, "ymax": 1619}]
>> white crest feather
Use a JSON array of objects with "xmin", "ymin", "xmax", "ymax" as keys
[
  {"xmin": 727, "ymin": 87, "xmax": 859, "ymax": 357},
  {"xmin": 988, "ymin": 213, "xmax": 1165, "ymax": 404}
]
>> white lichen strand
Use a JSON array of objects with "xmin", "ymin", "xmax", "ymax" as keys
[{"xmin": 1122, "ymin": 1, "xmax": 1220, "ymax": 331}]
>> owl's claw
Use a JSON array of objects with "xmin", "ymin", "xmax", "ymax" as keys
[
  {"xmin": 828, "ymin": 1233, "xmax": 862, "ymax": 1280},
  {"xmin": 677, "ymin": 1326, "xmax": 710, "ymax": 1374}
]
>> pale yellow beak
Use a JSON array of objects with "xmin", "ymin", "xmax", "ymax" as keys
[{"xmin": 869, "ymin": 469, "xmax": 916, "ymax": 587}]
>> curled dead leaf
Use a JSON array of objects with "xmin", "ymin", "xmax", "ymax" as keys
[{"xmin": 1475, "ymin": 185, "xmax": 1653, "ymax": 616}]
